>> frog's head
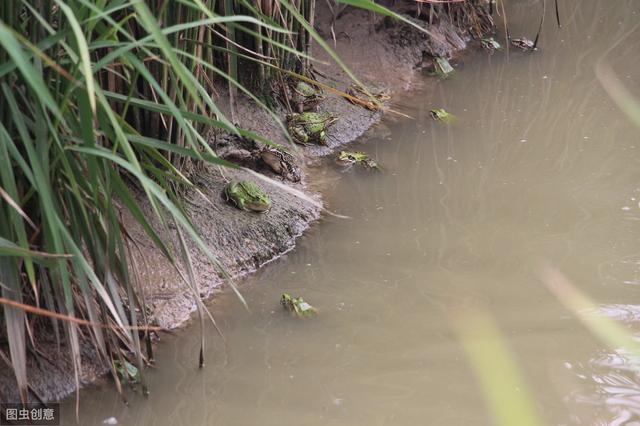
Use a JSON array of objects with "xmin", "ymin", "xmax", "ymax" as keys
[
  {"xmin": 321, "ymin": 112, "xmax": 338, "ymax": 124},
  {"xmin": 281, "ymin": 293, "xmax": 293, "ymax": 307},
  {"xmin": 430, "ymin": 108, "xmax": 455, "ymax": 122},
  {"xmin": 481, "ymin": 37, "xmax": 501, "ymax": 51},
  {"xmin": 295, "ymin": 81, "xmax": 318, "ymax": 98},
  {"xmin": 239, "ymin": 181, "xmax": 271, "ymax": 212}
]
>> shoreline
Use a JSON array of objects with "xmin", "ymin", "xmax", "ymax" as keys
[
  {"xmin": 147, "ymin": 6, "xmax": 473, "ymax": 331},
  {"xmin": 0, "ymin": 5, "xmax": 481, "ymax": 403}
]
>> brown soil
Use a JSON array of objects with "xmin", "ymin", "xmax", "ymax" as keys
[{"xmin": 0, "ymin": 3, "xmax": 482, "ymax": 403}]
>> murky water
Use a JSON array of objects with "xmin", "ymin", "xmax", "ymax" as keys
[{"xmin": 63, "ymin": 1, "xmax": 640, "ymax": 424}]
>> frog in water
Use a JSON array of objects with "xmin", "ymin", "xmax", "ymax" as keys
[
  {"xmin": 481, "ymin": 37, "xmax": 502, "ymax": 52},
  {"xmin": 287, "ymin": 112, "xmax": 338, "ymax": 145},
  {"xmin": 114, "ymin": 360, "xmax": 140, "ymax": 385},
  {"xmin": 510, "ymin": 37, "xmax": 536, "ymax": 51},
  {"xmin": 260, "ymin": 146, "xmax": 301, "ymax": 182},
  {"xmin": 281, "ymin": 293, "xmax": 317, "ymax": 317},
  {"xmin": 430, "ymin": 108, "xmax": 454, "ymax": 122},
  {"xmin": 224, "ymin": 180, "xmax": 271, "ymax": 212},
  {"xmin": 434, "ymin": 56, "xmax": 454, "ymax": 77},
  {"xmin": 336, "ymin": 151, "xmax": 380, "ymax": 170}
]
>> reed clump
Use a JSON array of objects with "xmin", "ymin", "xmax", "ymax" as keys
[{"xmin": 0, "ymin": 0, "xmax": 494, "ymax": 403}]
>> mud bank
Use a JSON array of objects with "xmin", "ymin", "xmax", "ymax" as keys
[
  {"xmin": 139, "ymin": 5, "xmax": 473, "ymax": 330},
  {"xmin": 0, "ymin": 4, "xmax": 481, "ymax": 403}
]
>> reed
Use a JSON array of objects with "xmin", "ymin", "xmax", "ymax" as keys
[{"xmin": 0, "ymin": 0, "xmax": 302, "ymax": 403}]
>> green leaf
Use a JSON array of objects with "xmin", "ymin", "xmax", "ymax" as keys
[{"xmin": 0, "ymin": 23, "xmax": 63, "ymax": 121}]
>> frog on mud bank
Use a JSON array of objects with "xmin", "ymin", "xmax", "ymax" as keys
[
  {"xmin": 224, "ymin": 180, "xmax": 272, "ymax": 212},
  {"xmin": 259, "ymin": 146, "xmax": 302, "ymax": 182},
  {"xmin": 287, "ymin": 112, "xmax": 338, "ymax": 145},
  {"xmin": 292, "ymin": 81, "xmax": 323, "ymax": 113}
]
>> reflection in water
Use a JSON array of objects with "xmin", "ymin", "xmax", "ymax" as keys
[{"xmin": 63, "ymin": 0, "xmax": 640, "ymax": 425}]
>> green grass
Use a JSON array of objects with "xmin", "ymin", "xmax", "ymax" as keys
[{"xmin": 0, "ymin": 0, "xmax": 318, "ymax": 402}]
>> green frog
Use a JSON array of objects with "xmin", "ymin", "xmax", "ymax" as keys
[
  {"xmin": 481, "ymin": 37, "xmax": 502, "ymax": 52},
  {"xmin": 510, "ymin": 37, "xmax": 535, "ymax": 51},
  {"xmin": 114, "ymin": 360, "xmax": 141, "ymax": 385},
  {"xmin": 336, "ymin": 151, "xmax": 380, "ymax": 170},
  {"xmin": 260, "ymin": 146, "xmax": 301, "ymax": 182},
  {"xmin": 281, "ymin": 293, "xmax": 318, "ymax": 317},
  {"xmin": 292, "ymin": 81, "xmax": 323, "ymax": 112},
  {"xmin": 224, "ymin": 180, "xmax": 271, "ymax": 212},
  {"xmin": 287, "ymin": 112, "xmax": 338, "ymax": 145},
  {"xmin": 430, "ymin": 108, "xmax": 454, "ymax": 122},
  {"xmin": 434, "ymin": 57, "xmax": 454, "ymax": 77}
]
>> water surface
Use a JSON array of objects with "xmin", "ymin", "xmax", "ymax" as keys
[{"xmin": 65, "ymin": 1, "xmax": 640, "ymax": 424}]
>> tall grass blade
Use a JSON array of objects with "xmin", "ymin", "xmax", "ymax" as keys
[
  {"xmin": 452, "ymin": 308, "xmax": 543, "ymax": 426},
  {"xmin": 0, "ymin": 258, "xmax": 28, "ymax": 402},
  {"xmin": 540, "ymin": 266, "xmax": 640, "ymax": 359},
  {"xmin": 532, "ymin": 0, "xmax": 545, "ymax": 49}
]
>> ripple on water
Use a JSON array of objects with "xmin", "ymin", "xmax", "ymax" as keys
[{"xmin": 566, "ymin": 304, "xmax": 640, "ymax": 424}]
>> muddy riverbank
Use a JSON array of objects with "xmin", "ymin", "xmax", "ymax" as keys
[
  {"xmin": 0, "ymin": 4, "xmax": 486, "ymax": 403},
  {"xmin": 58, "ymin": 1, "xmax": 640, "ymax": 422},
  {"xmin": 146, "ymin": 6, "xmax": 473, "ymax": 331}
]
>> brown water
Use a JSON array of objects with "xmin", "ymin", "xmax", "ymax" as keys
[{"xmin": 63, "ymin": 1, "xmax": 640, "ymax": 424}]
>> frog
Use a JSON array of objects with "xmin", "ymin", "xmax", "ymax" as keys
[
  {"xmin": 481, "ymin": 37, "xmax": 502, "ymax": 52},
  {"xmin": 510, "ymin": 37, "xmax": 536, "ymax": 51},
  {"xmin": 336, "ymin": 151, "xmax": 380, "ymax": 170},
  {"xmin": 224, "ymin": 180, "xmax": 271, "ymax": 212},
  {"xmin": 292, "ymin": 81, "xmax": 323, "ymax": 113},
  {"xmin": 430, "ymin": 108, "xmax": 454, "ymax": 122},
  {"xmin": 281, "ymin": 293, "xmax": 318, "ymax": 317},
  {"xmin": 433, "ymin": 56, "xmax": 455, "ymax": 77},
  {"xmin": 345, "ymin": 84, "xmax": 390, "ymax": 111},
  {"xmin": 287, "ymin": 112, "xmax": 338, "ymax": 145},
  {"xmin": 114, "ymin": 360, "xmax": 140, "ymax": 385},
  {"xmin": 260, "ymin": 146, "xmax": 301, "ymax": 182}
]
